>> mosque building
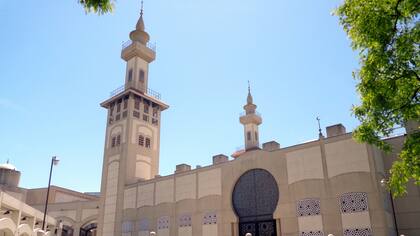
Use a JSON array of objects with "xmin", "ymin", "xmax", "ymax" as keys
[{"xmin": 1, "ymin": 4, "xmax": 419, "ymax": 236}]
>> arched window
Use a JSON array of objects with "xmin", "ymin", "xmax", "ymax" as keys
[
  {"xmin": 128, "ymin": 69, "xmax": 133, "ymax": 82},
  {"xmin": 139, "ymin": 69, "xmax": 145, "ymax": 83}
]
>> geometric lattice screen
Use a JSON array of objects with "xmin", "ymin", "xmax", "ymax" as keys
[
  {"xmin": 343, "ymin": 228, "xmax": 372, "ymax": 236},
  {"xmin": 300, "ymin": 231, "xmax": 324, "ymax": 236},
  {"xmin": 203, "ymin": 212, "xmax": 217, "ymax": 225},
  {"xmin": 340, "ymin": 192, "xmax": 368, "ymax": 214},
  {"xmin": 178, "ymin": 214, "xmax": 192, "ymax": 227},
  {"xmin": 297, "ymin": 198, "xmax": 321, "ymax": 217},
  {"xmin": 157, "ymin": 216, "xmax": 170, "ymax": 230}
]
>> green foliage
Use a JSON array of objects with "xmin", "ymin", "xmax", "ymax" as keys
[
  {"xmin": 79, "ymin": 0, "xmax": 114, "ymax": 14},
  {"xmin": 335, "ymin": 0, "xmax": 419, "ymax": 196}
]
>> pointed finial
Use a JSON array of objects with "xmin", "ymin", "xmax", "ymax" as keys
[
  {"xmin": 247, "ymin": 81, "xmax": 253, "ymax": 104},
  {"xmin": 140, "ymin": 0, "xmax": 144, "ymax": 16},
  {"xmin": 316, "ymin": 116, "xmax": 323, "ymax": 138},
  {"xmin": 130, "ymin": 0, "xmax": 150, "ymax": 44}
]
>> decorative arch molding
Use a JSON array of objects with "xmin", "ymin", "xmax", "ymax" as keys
[
  {"xmin": 17, "ymin": 224, "xmax": 32, "ymax": 236},
  {"xmin": 0, "ymin": 217, "xmax": 17, "ymax": 234},
  {"xmin": 135, "ymin": 124, "xmax": 157, "ymax": 150},
  {"xmin": 80, "ymin": 215, "xmax": 98, "ymax": 228},
  {"xmin": 108, "ymin": 124, "xmax": 125, "ymax": 148}
]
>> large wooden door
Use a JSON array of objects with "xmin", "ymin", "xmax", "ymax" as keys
[{"xmin": 232, "ymin": 169, "xmax": 279, "ymax": 236}]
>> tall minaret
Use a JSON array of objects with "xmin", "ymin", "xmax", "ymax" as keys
[
  {"xmin": 239, "ymin": 83, "xmax": 262, "ymax": 151},
  {"xmin": 97, "ymin": 4, "xmax": 169, "ymax": 236}
]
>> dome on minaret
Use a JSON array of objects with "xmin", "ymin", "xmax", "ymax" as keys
[{"xmin": 129, "ymin": 6, "xmax": 150, "ymax": 44}]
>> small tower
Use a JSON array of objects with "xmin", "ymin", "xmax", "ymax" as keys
[
  {"xmin": 122, "ymin": 1, "xmax": 155, "ymax": 93},
  {"xmin": 98, "ymin": 4, "xmax": 169, "ymax": 236},
  {"xmin": 240, "ymin": 84, "xmax": 262, "ymax": 151}
]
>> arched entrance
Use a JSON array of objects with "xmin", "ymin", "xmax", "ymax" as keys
[
  {"xmin": 232, "ymin": 169, "xmax": 279, "ymax": 236},
  {"xmin": 79, "ymin": 223, "xmax": 97, "ymax": 236}
]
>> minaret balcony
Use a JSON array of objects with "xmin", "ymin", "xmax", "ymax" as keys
[
  {"xmin": 239, "ymin": 111, "xmax": 261, "ymax": 117},
  {"xmin": 239, "ymin": 111, "xmax": 262, "ymax": 125},
  {"xmin": 122, "ymin": 40, "xmax": 156, "ymax": 52},
  {"xmin": 121, "ymin": 40, "xmax": 156, "ymax": 62},
  {"xmin": 109, "ymin": 84, "xmax": 161, "ymax": 100}
]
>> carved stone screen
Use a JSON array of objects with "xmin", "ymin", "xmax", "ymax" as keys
[
  {"xmin": 232, "ymin": 169, "xmax": 279, "ymax": 222},
  {"xmin": 340, "ymin": 192, "xmax": 368, "ymax": 214}
]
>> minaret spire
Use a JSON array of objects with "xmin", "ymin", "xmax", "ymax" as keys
[
  {"xmin": 140, "ymin": 0, "xmax": 144, "ymax": 16},
  {"xmin": 240, "ymin": 83, "xmax": 262, "ymax": 151},
  {"xmin": 129, "ymin": 0, "xmax": 149, "ymax": 44}
]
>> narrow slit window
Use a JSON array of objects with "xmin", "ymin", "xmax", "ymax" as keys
[
  {"xmin": 123, "ymin": 99, "xmax": 128, "ymax": 109},
  {"xmin": 128, "ymin": 69, "xmax": 133, "ymax": 81},
  {"xmin": 139, "ymin": 69, "xmax": 145, "ymax": 83},
  {"xmin": 111, "ymin": 137, "xmax": 116, "ymax": 147},
  {"xmin": 255, "ymin": 131, "xmax": 258, "ymax": 141},
  {"xmin": 138, "ymin": 135, "xmax": 145, "ymax": 146},
  {"xmin": 116, "ymin": 135, "xmax": 121, "ymax": 146},
  {"xmin": 145, "ymin": 137, "xmax": 151, "ymax": 148},
  {"xmin": 134, "ymin": 98, "xmax": 140, "ymax": 110},
  {"xmin": 247, "ymin": 131, "xmax": 251, "ymax": 141}
]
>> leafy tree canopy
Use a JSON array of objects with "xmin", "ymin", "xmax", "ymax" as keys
[
  {"xmin": 335, "ymin": 0, "xmax": 419, "ymax": 196},
  {"xmin": 79, "ymin": 0, "xmax": 114, "ymax": 14}
]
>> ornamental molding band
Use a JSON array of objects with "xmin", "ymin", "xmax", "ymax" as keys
[
  {"xmin": 203, "ymin": 212, "xmax": 217, "ymax": 225},
  {"xmin": 301, "ymin": 231, "xmax": 324, "ymax": 236},
  {"xmin": 157, "ymin": 216, "xmax": 170, "ymax": 230},
  {"xmin": 340, "ymin": 192, "xmax": 368, "ymax": 214},
  {"xmin": 178, "ymin": 214, "xmax": 192, "ymax": 227},
  {"xmin": 297, "ymin": 198, "xmax": 321, "ymax": 217},
  {"xmin": 343, "ymin": 228, "xmax": 373, "ymax": 236}
]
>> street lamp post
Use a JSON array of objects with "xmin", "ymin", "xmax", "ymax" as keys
[
  {"xmin": 380, "ymin": 178, "xmax": 399, "ymax": 236},
  {"xmin": 42, "ymin": 156, "xmax": 59, "ymax": 231}
]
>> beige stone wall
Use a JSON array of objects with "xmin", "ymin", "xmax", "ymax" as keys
[{"xmin": 115, "ymin": 134, "xmax": 407, "ymax": 236}]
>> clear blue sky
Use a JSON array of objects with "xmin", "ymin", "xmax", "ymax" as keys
[{"xmin": 0, "ymin": 0, "xmax": 359, "ymax": 192}]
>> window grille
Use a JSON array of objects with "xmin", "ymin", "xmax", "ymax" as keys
[
  {"xmin": 116, "ymin": 135, "xmax": 121, "ymax": 146},
  {"xmin": 145, "ymin": 138, "xmax": 151, "ymax": 148},
  {"xmin": 203, "ymin": 212, "xmax": 217, "ymax": 225},
  {"xmin": 297, "ymin": 198, "xmax": 321, "ymax": 217},
  {"xmin": 178, "ymin": 214, "xmax": 192, "ymax": 227},
  {"xmin": 138, "ymin": 135, "xmax": 145, "ymax": 146},
  {"xmin": 340, "ymin": 192, "xmax": 368, "ymax": 214}
]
